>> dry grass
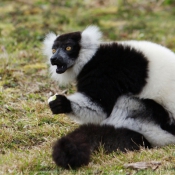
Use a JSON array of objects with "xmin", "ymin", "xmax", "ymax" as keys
[{"xmin": 1, "ymin": 0, "xmax": 175, "ymax": 174}]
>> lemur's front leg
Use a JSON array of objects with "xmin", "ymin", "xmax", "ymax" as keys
[{"xmin": 48, "ymin": 92, "xmax": 107, "ymax": 124}]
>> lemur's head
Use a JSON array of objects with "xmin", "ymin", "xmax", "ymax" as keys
[
  {"xmin": 50, "ymin": 32, "xmax": 81, "ymax": 74},
  {"xmin": 43, "ymin": 26, "xmax": 102, "ymax": 74}
]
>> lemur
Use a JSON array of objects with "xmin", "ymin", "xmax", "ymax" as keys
[{"xmin": 43, "ymin": 26, "xmax": 175, "ymax": 169}]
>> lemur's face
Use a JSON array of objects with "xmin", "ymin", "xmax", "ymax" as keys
[{"xmin": 51, "ymin": 32, "xmax": 81, "ymax": 74}]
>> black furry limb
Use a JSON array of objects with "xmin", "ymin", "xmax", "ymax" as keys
[{"xmin": 52, "ymin": 124, "xmax": 151, "ymax": 169}]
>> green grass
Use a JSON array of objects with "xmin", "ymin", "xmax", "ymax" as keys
[{"xmin": 1, "ymin": 0, "xmax": 175, "ymax": 174}]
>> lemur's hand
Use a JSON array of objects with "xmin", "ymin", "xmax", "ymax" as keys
[{"xmin": 48, "ymin": 94, "xmax": 72, "ymax": 114}]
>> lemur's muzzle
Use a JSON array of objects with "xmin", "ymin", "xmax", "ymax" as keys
[{"xmin": 50, "ymin": 50, "xmax": 68, "ymax": 74}]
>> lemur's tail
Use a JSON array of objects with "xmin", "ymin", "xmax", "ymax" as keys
[{"xmin": 52, "ymin": 124, "xmax": 151, "ymax": 169}]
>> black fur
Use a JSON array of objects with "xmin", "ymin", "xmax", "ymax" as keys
[
  {"xmin": 49, "ymin": 95, "xmax": 72, "ymax": 114},
  {"xmin": 141, "ymin": 99, "xmax": 175, "ymax": 135},
  {"xmin": 52, "ymin": 32, "xmax": 81, "ymax": 60},
  {"xmin": 52, "ymin": 124, "xmax": 151, "ymax": 169},
  {"xmin": 77, "ymin": 43, "xmax": 148, "ymax": 116}
]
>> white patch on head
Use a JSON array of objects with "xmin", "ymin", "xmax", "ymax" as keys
[
  {"xmin": 102, "ymin": 95, "xmax": 175, "ymax": 147},
  {"xmin": 81, "ymin": 25, "xmax": 102, "ymax": 49},
  {"xmin": 43, "ymin": 32, "xmax": 57, "ymax": 60},
  {"xmin": 67, "ymin": 92, "xmax": 107, "ymax": 124}
]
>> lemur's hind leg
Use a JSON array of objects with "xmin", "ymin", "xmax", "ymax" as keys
[{"xmin": 52, "ymin": 124, "xmax": 151, "ymax": 169}]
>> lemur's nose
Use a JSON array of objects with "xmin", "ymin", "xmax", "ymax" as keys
[
  {"xmin": 51, "ymin": 57, "xmax": 56, "ymax": 62},
  {"xmin": 50, "ymin": 57, "xmax": 57, "ymax": 65},
  {"xmin": 50, "ymin": 56, "xmax": 65, "ymax": 66}
]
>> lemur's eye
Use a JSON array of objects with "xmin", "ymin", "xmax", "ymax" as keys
[
  {"xmin": 66, "ymin": 46, "xmax": 72, "ymax": 51},
  {"xmin": 52, "ymin": 49, "xmax": 56, "ymax": 54}
]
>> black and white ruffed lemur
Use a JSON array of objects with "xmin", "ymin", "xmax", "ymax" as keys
[{"xmin": 43, "ymin": 26, "xmax": 175, "ymax": 169}]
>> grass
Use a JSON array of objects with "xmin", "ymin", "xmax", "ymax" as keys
[{"xmin": 1, "ymin": 0, "xmax": 175, "ymax": 174}]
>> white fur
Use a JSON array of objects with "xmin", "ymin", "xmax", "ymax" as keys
[
  {"xmin": 119, "ymin": 41, "xmax": 175, "ymax": 121},
  {"xmin": 70, "ymin": 26, "xmax": 102, "ymax": 81},
  {"xmin": 43, "ymin": 32, "xmax": 62, "ymax": 83},
  {"xmin": 102, "ymin": 96, "xmax": 175, "ymax": 147},
  {"xmin": 67, "ymin": 92, "xmax": 107, "ymax": 124},
  {"xmin": 43, "ymin": 32, "xmax": 57, "ymax": 61},
  {"xmin": 81, "ymin": 25, "xmax": 102, "ymax": 49},
  {"xmin": 43, "ymin": 26, "xmax": 102, "ymax": 86}
]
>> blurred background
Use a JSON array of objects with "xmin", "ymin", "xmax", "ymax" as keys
[{"xmin": 1, "ymin": 0, "xmax": 175, "ymax": 48}]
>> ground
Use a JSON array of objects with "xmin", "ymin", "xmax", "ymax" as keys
[{"xmin": 0, "ymin": 0, "xmax": 175, "ymax": 174}]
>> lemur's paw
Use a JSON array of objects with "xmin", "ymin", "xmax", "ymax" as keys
[
  {"xmin": 48, "ymin": 94, "xmax": 72, "ymax": 114},
  {"xmin": 52, "ymin": 136, "xmax": 90, "ymax": 169}
]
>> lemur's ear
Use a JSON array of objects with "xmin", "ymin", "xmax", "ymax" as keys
[
  {"xmin": 81, "ymin": 26, "xmax": 102, "ymax": 49},
  {"xmin": 43, "ymin": 32, "xmax": 57, "ymax": 59}
]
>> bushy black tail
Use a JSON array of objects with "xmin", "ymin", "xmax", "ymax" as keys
[{"xmin": 52, "ymin": 124, "xmax": 151, "ymax": 169}]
